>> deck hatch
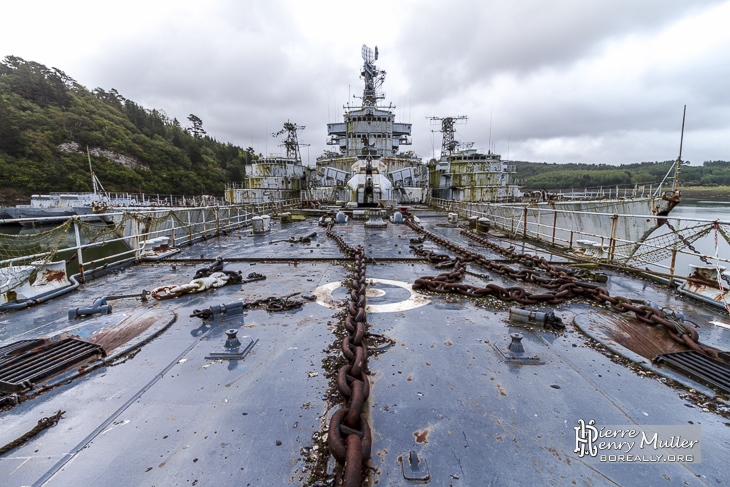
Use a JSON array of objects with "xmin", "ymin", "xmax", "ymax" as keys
[
  {"xmin": 655, "ymin": 351, "xmax": 730, "ymax": 395},
  {"xmin": 0, "ymin": 339, "xmax": 44, "ymax": 358},
  {"xmin": 0, "ymin": 338, "xmax": 105, "ymax": 393}
]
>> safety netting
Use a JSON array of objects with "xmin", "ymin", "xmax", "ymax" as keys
[
  {"xmin": 614, "ymin": 222, "xmax": 722, "ymax": 265},
  {"xmin": 0, "ymin": 209, "xmax": 222, "ymax": 295}
]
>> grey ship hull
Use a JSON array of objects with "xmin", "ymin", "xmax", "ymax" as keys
[{"xmin": 3, "ymin": 207, "xmax": 77, "ymax": 226}]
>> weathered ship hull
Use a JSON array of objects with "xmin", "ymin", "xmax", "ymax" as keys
[
  {"xmin": 434, "ymin": 193, "xmax": 680, "ymax": 261},
  {"xmin": 4, "ymin": 207, "xmax": 77, "ymax": 226}
]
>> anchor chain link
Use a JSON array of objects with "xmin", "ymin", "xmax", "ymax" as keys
[
  {"xmin": 0, "ymin": 410, "xmax": 65, "ymax": 456},
  {"xmin": 324, "ymin": 221, "xmax": 372, "ymax": 487},
  {"xmin": 405, "ymin": 217, "xmax": 719, "ymax": 357}
]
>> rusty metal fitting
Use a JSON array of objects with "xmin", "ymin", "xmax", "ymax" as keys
[
  {"xmin": 508, "ymin": 333, "xmax": 525, "ymax": 355},
  {"xmin": 224, "ymin": 329, "xmax": 242, "ymax": 349}
]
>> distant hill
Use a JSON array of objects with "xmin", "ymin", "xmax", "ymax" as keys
[
  {"xmin": 0, "ymin": 56, "xmax": 254, "ymax": 204},
  {"xmin": 511, "ymin": 159, "xmax": 730, "ymax": 190}
]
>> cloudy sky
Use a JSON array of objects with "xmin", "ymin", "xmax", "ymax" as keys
[{"xmin": 2, "ymin": 0, "xmax": 729, "ymax": 165}]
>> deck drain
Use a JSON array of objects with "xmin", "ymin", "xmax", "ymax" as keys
[
  {"xmin": 0, "ymin": 339, "xmax": 44, "ymax": 358},
  {"xmin": 655, "ymin": 351, "xmax": 730, "ymax": 395},
  {"xmin": 0, "ymin": 338, "xmax": 105, "ymax": 393}
]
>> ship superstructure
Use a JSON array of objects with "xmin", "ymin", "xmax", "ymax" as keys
[
  {"xmin": 308, "ymin": 45, "xmax": 428, "ymax": 206},
  {"xmin": 428, "ymin": 116, "xmax": 521, "ymax": 202},
  {"xmin": 225, "ymin": 121, "xmax": 307, "ymax": 204}
]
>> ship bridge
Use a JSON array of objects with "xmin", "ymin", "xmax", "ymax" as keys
[{"xmin": 327, "ymin": 108, "xmax": 412, "ymax": 158}]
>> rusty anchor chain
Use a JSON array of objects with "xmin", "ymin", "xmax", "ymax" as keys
[
  {"xmin": 0, "ymin": 410, "xmax": 65, "ymax": 456},
  {"xmin": 461, "ymin": 229, "xmax": 609, "ymax": 282},
  {"xmin": 242, "ymin": 292, "xmax": 304, "ymax": 312},
  {"xmin": 405, "ymin": 217, "xmax": 720, "ymax": 357},
  {"xmin": 189, "ymin": 292, "xmax": 303, "ymax": 319},
  {"xmin": 240, "ymin": 272, "xmax": 267, "ymax": 284},
  {"xmin": 325, "ymin": 221, "xmax": 372, "ymax": 487},
  {"xmin": 193, "ymin": 257, "xmax": 224, "ymax": 278}
]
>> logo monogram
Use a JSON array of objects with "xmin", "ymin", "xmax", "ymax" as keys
[{"xmin": 574, "ymin": 419, "xmax": 598, "ymax": 457}]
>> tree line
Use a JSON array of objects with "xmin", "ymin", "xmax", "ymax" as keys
[{"xmin": 513, "ymin": 160, "xmax": 730, "ymax": 190}]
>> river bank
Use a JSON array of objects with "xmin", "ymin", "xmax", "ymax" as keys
[{"xmin": 677, "ymin": 185, "xmax": 730, "ymax": 199}]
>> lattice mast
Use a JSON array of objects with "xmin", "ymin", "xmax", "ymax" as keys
[
  {"xmin": 272, "ymin": 121, "xmax": 306, "ymax": 161},
  {"xmin": 428, "ymin": 116, "xmax": 469, "ymax": 158}
]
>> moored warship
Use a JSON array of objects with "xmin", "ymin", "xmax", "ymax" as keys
[
  {"xmin": 226, "ymin": 45, "xmax": 428, "ymax": 208},
  {"xmin": 1, "ymin": 46, "xmax": 728, "ymax": 487},
  {"xmin": 225, "ymin": 44, "xmax": 681, "ymax": 262}
]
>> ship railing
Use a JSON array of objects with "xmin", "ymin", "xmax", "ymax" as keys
[
  {"xmin": 541, "ymin": 183, "xmax": 668, "ymax": 201},
  {"xmin": 39, "ymin": 192, "xmax": 229, "ymax": 207},
  {"xmin": 430, "ymin": 198, "xmax": 730, "ymax": 285},
  {"xmin": 1, "ymin": 200, "xmax": 300, "ymax": 283}
]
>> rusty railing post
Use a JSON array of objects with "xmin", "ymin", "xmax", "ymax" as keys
[
  {"xmin": 669, "ymin": 246, "xmax": 678, "ymax": 288},
  {"xmin": 187, "ymin": 210, "xmax": 193, "ymax": 246},
  {"xmin": 608, "ymin": 214, "xmax": 619, "ymax": 262},
  {"xmin": 523, "ymin": 207, "xmax": 528, "ymax": 240},
  {"xmin": 215, "ymin": 206, "xmax": 220, "ymax": 237}
]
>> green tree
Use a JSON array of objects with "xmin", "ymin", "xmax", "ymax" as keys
[
  {"xmin": 0, "ymin": 95, "xmax": 21, "ymax": 154},
  {"xmin": 187, "ymin": 114, "xmax": 206, "ymax": 138}
]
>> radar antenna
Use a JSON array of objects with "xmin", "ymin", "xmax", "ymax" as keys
[
  {"xmin": 428, "ymin": 116, "xmax": 469, "ymax": 158},
  {"xmin": 272, "ymin": 121, "xmax": 306, "ymax": 161},
  {"xmin": 358, "ymin": 45, "xmax": 386, "ymax": 107}
]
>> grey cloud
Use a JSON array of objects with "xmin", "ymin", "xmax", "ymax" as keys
[
  {"xmin": 4, "ymin": 0, "xmax": 726, "ymax": 166},
  {"xmin": 397, "ymin": 0, "xmax": 725, "ymax": 101}
]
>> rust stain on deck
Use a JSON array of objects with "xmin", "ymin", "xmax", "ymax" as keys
[
  {"xmin": 576, "ymin": 312, "xmax": 686, "ymax": 359},
  {"xmin": 41, "ymin": 270, "xmax": 67, "ymax": 282},
  {"xmin": 86, "ymin": 309, "xmax": 171, "ymax": 352},
  {"xmin": 413, "ymin": 428, "xmax": 430, "ymax": 444}
]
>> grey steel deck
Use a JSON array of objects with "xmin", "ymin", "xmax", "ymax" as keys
[{"xmin": 1, "ymin": 215, "xmax": 729, "ymax": 486}]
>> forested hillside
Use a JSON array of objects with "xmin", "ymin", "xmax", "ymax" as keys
[
  {"xmin": 0, "ymin": 56, "xmax": 253, "ymax": 203},
  {"xmin": 513, "ymin": 160, "xmax": 730, "ymax": 190}
]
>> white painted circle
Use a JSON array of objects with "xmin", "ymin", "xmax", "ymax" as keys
[{"xmin": 313, "ymin": 278, "xmax": 430, "ymax": 313}]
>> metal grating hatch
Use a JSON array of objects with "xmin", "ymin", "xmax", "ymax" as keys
[
  {"xmin": 655, "ymin": 351, "xmax": 730, "ymax": 395},
  {"xmin": 0, "ymin": 338, "xmax": 105, "ymax": 393},
  {"xmin": 0, "ymin": 339, "xmax": 44, "ymax": 358}
]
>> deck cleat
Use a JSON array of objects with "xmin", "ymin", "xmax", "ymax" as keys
[{"xmin": 400, "ymin": 450, "xmax": 430, "ymax": 482}]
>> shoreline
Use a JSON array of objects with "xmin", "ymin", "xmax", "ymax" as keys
[{"xmin": 677, "ymin": 186, "xmax": 730, "ymax": 200}]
